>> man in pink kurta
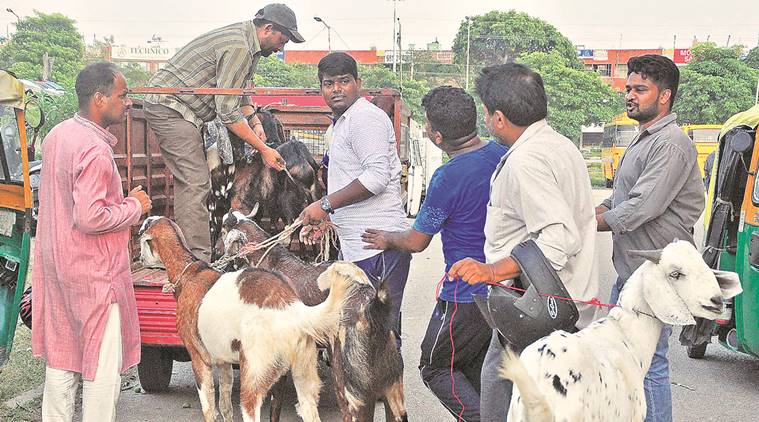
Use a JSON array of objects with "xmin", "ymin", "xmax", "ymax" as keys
[{"xmin": 32, "ymin": 62, "xmax": 151, "ymax": 422}]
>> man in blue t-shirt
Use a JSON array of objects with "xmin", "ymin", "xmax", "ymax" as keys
[{"xmin": 363, "ymin": 86, "xmax": 506, "ymax": 421}]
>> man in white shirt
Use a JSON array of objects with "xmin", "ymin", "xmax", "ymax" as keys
[
  {"xmin": 300, "ymin": 52, "xmax": 410, "ymax": 346},
  {"xmin": 449, "ymin": 63, "xmax": 599, "ymax": 421}
]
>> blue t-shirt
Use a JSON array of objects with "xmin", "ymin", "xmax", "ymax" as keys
[{"xmin": 413, "ymin": 140, "xmax": 508, "ymax": 303}]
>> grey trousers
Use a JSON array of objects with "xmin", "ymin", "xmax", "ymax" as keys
[
  {"xmin": 144, "ymin": 103, "xmax": 211, "ymax": 261},
  {"xmin": 480, "ymin": 331, "xmax": 512, "ymax": 422}
]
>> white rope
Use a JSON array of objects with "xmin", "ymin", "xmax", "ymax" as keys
[{"xmin": 211, "ymin": 218, "xmax": 304, "ymax": 270}]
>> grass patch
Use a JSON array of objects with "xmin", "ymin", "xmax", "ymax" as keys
[
  {"xmin": 1, "ymin": 397, "xmax": 41, "ymax": 421},
  {"xmin": 587, "ymin": 162, "xmax": 607, "ymax": 188},
  {"xmin": 0, "ymin": 325, "xmax": 45, "ymax": 402}
]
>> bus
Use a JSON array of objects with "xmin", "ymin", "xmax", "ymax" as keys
[
  {"xmin": 601, "ymin": 113, "xmax": 638, "ymax": 187},
  {"xmin": 681, "ymin": 124, "xmax": 721, "ymax": 178}
]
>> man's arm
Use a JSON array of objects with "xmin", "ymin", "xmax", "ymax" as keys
[
  {"xmin": 362, "ymin": 228, "xmax": 433, "ymax": 253},
  {"xmin": 448, "ymin": 256, "xmax": 521, "ymax": 285},
  {"xmin": 596, "ymin": 204, "xmax": 611, "ymax": 231},
  {"xmin": 72, "ymin": 149, "xmax": 145, "ymax": 234},
  {"xmin": 602, "ymin": 142, "xmax": 695, "ymax": 235}
]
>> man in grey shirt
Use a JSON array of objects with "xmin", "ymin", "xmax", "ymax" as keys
[{"xmin": 597, "ymin": 54, "xmax": 705, "ymax": 422}]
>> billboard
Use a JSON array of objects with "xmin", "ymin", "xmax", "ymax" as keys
[
  {"xmin": 673, "ymin": 48, "xmax": 692, "ymax": 64},
  {"xmin": 111, "ymin": 45, "xmax": 176, "ymax": 61}
]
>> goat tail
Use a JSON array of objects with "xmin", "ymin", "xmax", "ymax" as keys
[
  {"xmin": 500, "ymin": 347, "xmax": 555, "ymax": 422},
  {"xmin": 301, "ymin": 261, "xmax": 369, "ymax": 343}
]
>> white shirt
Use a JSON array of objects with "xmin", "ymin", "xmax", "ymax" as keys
[
  {"xmin": 328, "ymin": 97, "xmax": 409, "ymax": 262},
  {"xmin": 485, "ymin": 120, "xmax": 599, "ymax": 328}
]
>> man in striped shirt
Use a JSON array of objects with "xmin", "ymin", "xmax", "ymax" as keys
[{"xmin": 144, "ymin": 3, "xmax": 303, "ymax": 260}]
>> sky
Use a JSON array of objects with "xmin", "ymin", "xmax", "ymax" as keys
[{"xmin": 2, "ymin": 0, "xmax": 758, "ymax": 53}]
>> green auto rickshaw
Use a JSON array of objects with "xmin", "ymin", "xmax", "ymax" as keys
[
  {"xmin": 0, "ymin": 70, "xmax": 35, "ymax": 368},
  {"xmin": 688, "ymin": 103, "xmax": 759, "ymax": 359}
]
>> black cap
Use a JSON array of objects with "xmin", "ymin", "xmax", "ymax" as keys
[{"xmin": 255, "ymin": 3, "xmax": 305, "ymax": 43}]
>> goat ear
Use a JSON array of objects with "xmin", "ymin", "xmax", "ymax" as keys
[
  {"xmin": 642, "ymin": 276, "xmax": 696, "ymax": 326},
  {"xmin": 712, "ymin": 269, "xmax": 742, "ymax": 299},
  {"xmin": 629, "ymin": 249, "xmax": 663, "ymax": 264},
  {"xmin": 247, "ymin": 202, "xmax": 260, "ymax": 219}
]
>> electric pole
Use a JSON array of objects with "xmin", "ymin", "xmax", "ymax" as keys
[{"xmin": 465, "ymin": 16, "xmax": 472, "ymax": 90}]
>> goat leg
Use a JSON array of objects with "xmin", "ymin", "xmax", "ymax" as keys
[
  {"xmin": 190, "ymin": 355, "xmax": 217, "ymax": 422},
  {"xmin": 268, "ymin": 377, "xmax": 288, "ymax": 422},
  {"xmin": 218, "ymin": 363, "xmax": 234, "ymax": 422},
  {"xmin": 291, "ymin": 339, "xmax": 323, "ymax": 422},
  {"xmin": 382, "ymin": 379, "xmax": 408, "ymax": 422},
  {"xmin": 328, "ymin": 340, "xmax": 352, "ymax": 422}
]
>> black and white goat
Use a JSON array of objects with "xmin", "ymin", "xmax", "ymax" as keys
[{"xmin": 499, "ymin": 240, "xmax": 742, "ymax": 422}]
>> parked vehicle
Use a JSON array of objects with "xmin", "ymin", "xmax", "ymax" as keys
[
  {"xmin": 682, "ymin": 124, "xmax": 721, "ymax": 179},
  {"xmin": 601, "ymin": 113, "xmax": 638, "ymax": 187},
  {"xmin": 688, "ymin": 104, "xmax": 759, "ymax": 359},
  {"xmin": 0, "ymin": 70, "xmax": 35, "ymax": 368},
  {"xmin": 120, "ymin": 87, "xmax": 437, "ymax": 390}
]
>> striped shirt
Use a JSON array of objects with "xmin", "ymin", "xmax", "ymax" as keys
[
  {"xmin": 328, "ymin": 97, "xmax": 409, "ymax": 262},
  {"xmin": 145, "ymin": 21, "xmax": 260, "ymax": 128}
]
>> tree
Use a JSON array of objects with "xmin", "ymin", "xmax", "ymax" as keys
[
  {"xmin": 0, "ymin": 11, "xmax": 85, "ymax": 84},
  {"xmin": 253, "ymin": 56, "xmax": 318, "ymax": 89},
  {"xmin": 517, "ymin": 51, "xmax": 622, "ymax": 142},
  {"xmin": 452, "ymin": 10, "xmax": 580, "ymax": 70},
  {"xmin": 674, "ymin": 43, "xmax": 758, "ymax": 124},
  {"xmin": 358, "ymin": 64, "xmax": 430, "ymax": 119},
  {"xmin": 745, "ymin": 46, "xmax": 759, "ymax": 70}
]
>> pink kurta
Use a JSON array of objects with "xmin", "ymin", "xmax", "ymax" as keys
[{"xmin": 31, "ymin": 114, "xmax": 142, "ymax": 380}]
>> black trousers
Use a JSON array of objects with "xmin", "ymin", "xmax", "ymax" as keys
[{"xmin": 419, "ymin": 299, "xmax": 492, "ymax": 422}]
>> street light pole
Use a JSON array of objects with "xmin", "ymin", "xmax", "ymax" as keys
[
  {"xmin": 392, "ymin": 0, "xmax": 398, "ymax": 72},
  {"xmin": 313, "ymin": 16, "xmax": 331, "ymax": 52},
  {"xmin": 6, "ymin": 8, "xmax": 20, "ymax": 24},
  {"xmin": 465, "ymin": 17, "xmax": 472, "ymax": 90}
]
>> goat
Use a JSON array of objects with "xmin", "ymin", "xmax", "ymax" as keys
[
  {"xmin": 207, "ymin": 108, "xmax": 320, "ymax": 259},
  {"xmin": 222, "ymin": 210, "xmax": 408, "ymax": 422},
  {"xmin": 138, "ymin": 216, "xmax": 371, "ymax": 422},
  {"xmin": 498, "ymin": 240, "xmax": 742, "ymax": 422}
]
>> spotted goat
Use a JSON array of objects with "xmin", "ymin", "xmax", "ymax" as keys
[
  {"xmin": 222, "ymin": 210, "xmax": 408, "ymax": 422},
  {"xmin": 499, "ymin": 240, "xmax": 742, "ymax": 422},
  {"xmin": 138, "ymin": 216, "xmax": 371, "ymax": 422},
  {"xmin": 207, "ymin": 107, "xmax": 321, "ymax": 259}
]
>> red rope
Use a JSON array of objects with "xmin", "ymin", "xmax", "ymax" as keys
[{"xmin": 478, "ymin": 278, "xmax": 617, "ymax": 310}]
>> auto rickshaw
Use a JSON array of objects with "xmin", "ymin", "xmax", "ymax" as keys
[
  {"xmin": 687, "ymin": 103, "xmax": 759, "ymax": 359},
  {"xmin": 0, "ymin": 70, "xmax": 35, "ymax": 368}
]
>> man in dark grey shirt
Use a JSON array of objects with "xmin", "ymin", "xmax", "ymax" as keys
[{"xmin": 597, "ymin": 54, "xmax": 704, "ymax": 422}]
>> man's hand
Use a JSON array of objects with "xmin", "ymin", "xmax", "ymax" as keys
[
  {"xmin": 448, "ymin": 257, "xmax": 496, "ymax": 286},
  {"xmin": 261, "ymin": 146, "xmax": 286, "ymax": 171},
  {"xmin": 128, "ymin": 185, "xmax": 152, "ymax": 215},
  {"xmin": 299, "ymin": 201, "xmax": 328, "ymax": 226},
  {"xmin": 299, "ymin": 220, "xmax": 334, "ymax": 245},
  {"xmin": 362, "ymin": 228, "xmax": 391, "ymax": 250}
]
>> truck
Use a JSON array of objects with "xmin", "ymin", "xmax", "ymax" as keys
[{"xmin": 116, "ymin": 88, "xmax": 438, "ymax": 390}]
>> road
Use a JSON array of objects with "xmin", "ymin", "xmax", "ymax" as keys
[{"xmin": 110, "ymin": 189, "xmax": 759, "ymax": 421}]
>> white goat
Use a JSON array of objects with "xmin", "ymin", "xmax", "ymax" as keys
[{"xmin": 499, "ymin": 240, "xmax": 742, "ymax": 422}]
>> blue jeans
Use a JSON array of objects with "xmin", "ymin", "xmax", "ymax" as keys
[{"xmin": 611, "ymin": 277, "xmax": 673, "ymax": 422}]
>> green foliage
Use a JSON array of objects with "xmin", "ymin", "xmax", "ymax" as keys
[
  {"xmin": 673, "ymin": 43, "xmax": 758, "ymax": 124},
  {"xmin": 0, "ymin": 11, "xmax": 85, "ymax": 82},
  {"xmin": 744, "ymin": 46, "xmax": 759, "ymax": 70},
  {"xmin": 516, "ymin": 51, "xmax": 622, "ymax": 142},
  {"xmin": 451, "ymin": 10, "xmax": 581, "ymax": 70},
  {"xmin": 358, "ymin": 64, "xmax": 430, "ymax": 119},
  {"xmin": 253, "ymin": 56, "xmax": 318, "ymax": 89},
  {"xmin": 117, "ymin": 63, "xmax": 154, "ymax": 87}
]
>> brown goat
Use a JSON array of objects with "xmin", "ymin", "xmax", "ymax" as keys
[
  {"xmin": 221, "ymin": 210, "xmax": 408, "ymax": 422},
  {"xmin": 138, "ymin": 216, "xmax": 371, "ymax": 422}
]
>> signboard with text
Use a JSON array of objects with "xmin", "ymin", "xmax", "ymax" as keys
[
  {"xmin": 673, "ymin": 48, "xmax": 692, "ymax": 64},
  {"xmin": 111, "ymin": 45, "xmax": 176, "ymax": 61}
]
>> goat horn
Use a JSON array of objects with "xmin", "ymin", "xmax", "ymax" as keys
[
  {"xmin": 629, "ymin": 249, "xmax": 663, "ymax": 264},
  {"xmin": 247, "ymin": 202, "xmax": 260, "ymax": 219}
]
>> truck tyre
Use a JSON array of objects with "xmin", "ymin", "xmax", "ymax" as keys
[
  {"xmin": 686, "ymin": 342, "xmax": 707, "ymax": 359},
  {"xmin": 138, "ymin": 346, "xmax": 173, "ymax": 392}
]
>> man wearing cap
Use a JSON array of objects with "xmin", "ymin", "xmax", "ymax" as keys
[{"xmin": 144, "ymin": 3, "xmax": 304, "ymax": 261}]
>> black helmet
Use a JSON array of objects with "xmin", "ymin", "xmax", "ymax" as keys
[{"xmin": 473, "ymin": 239, "xmax": 579, "ymax": 350}]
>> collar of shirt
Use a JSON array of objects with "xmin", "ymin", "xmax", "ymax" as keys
[
  {"xmin": 493, "ymin": 119, "xmax": 548, "ymax": 174},
  {"xmin": 73, "ymin": 113, "xmax": 118, "ymax": 148},
  {"xmin": 243, "ymin": 21, "xmax": 262, "ymax": 58},
  {"xmin": 629, "ymin": 113, "xmax": 678, "ymax": 148},
  {"xmin": 335, "ymin": 97, "xmax": 370, "ymax": 125}
]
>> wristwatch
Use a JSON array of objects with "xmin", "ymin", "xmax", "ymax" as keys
[{"xmin": 320, "ymin": 196, "xmax": 335, "ymax": 214}]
